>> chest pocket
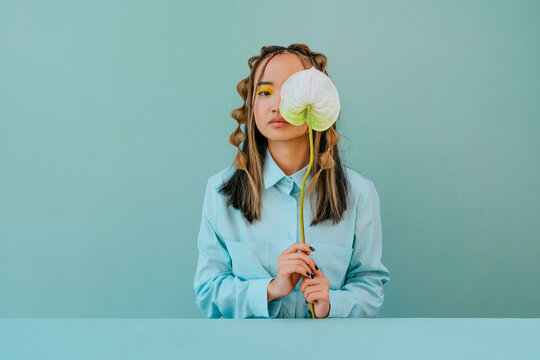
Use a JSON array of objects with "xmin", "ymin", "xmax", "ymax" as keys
[
  {"xmin": 223, "ymin": 239, "xmax": 271, "ymax": 280},
  {"xmin": 309, "ymin": 242, "xmax": 353, "ymax": 290}
]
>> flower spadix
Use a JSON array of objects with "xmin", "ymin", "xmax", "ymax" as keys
[{"xmin": 279, "ymin": 66, "xmax": 340, "ymax": 131}]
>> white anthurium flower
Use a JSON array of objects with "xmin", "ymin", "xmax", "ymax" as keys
[
  {"xmin": 279, "ymin": 66, "xmax": 340, "ymax": 131},
  {"xmin": 278, "ymin": 65, "xmax": 341, "ymax": 320}
]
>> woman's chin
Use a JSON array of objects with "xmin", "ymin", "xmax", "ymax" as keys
[{"xmin": 266, "ymin": 134, "xmax": 305, "ymax": 143}]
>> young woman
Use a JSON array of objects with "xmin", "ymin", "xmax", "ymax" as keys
[{"xmin": 193, "ymin": 44, "xmax": 390, "ymax": 318}]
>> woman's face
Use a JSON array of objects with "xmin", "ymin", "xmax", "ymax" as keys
[{"xmin": 252, "ymin": 53, "xmax": 309, "ymax": 142}]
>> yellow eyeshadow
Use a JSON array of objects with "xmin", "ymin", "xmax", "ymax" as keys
[{"xmin": 257, "ymin": 85, "xmax": 273, "ymax": 94}]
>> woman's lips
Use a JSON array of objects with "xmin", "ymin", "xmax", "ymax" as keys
[
  {"xmin": 269, "ymin": 121, "xmax": 288, "ymax": 127},
  {"xmin": 269, "ymin": 116, "xmax": 288, "ymax": 126}
]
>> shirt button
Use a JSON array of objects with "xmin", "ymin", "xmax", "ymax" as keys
[{"xmin": 287, "ymin": 178, "xmax": 292, "ymax": 183}]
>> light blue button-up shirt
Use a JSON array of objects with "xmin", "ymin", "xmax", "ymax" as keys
[{"xmin": 193, "ymin": 148, "xmax": 390, "ymax": 318}]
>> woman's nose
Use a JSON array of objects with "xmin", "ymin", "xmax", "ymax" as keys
[{"xmin": 272, "ymin": 92, "xmax": 281, "ymax": 110}]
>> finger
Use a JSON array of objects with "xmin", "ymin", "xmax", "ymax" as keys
[
  {"xmin": 306, "ymin": 290, "xmax": 325, "ymax": 304},
  {"xmin": 304, "ymin": 284, "xmax": 326, "ymax": 300},
  {"xmin": 300, "ymin": 271, "xmax": 324, "ymax": 291},
  {"xmin": 299, "ymin": 277, "xmax": 315, "ymax": 292},
  {"xmin": 284, "ymin": 259, "xmax": 312, "ymax": 279},
  {"xmin": 304, "ymin": 287, "xmax": 317, "ymax": 302},
  {"xmin": 282, "ymin": 242, "xmax": 315, "ymax": 256},
  {"xmin": 283, "ymin": 262, "xmax": 313, "ymax": 279},
  {"xmin": 287, "ymin": 253, "xmax": 318, "ymax": 275},
  {"xmin": 312, "ymin": 264, "xmax": 328, "ymax": 279},
  {"xmin": 290, "ymin": 260, "xmax": 314, "ymax": 279},
  {"xmin": 303, "ymin": 283, "xmax": 320, "ymax": 299},
  {"xmin": 284, "ymin": 254, "xmax": 316, "ymax": 278},
  {"xmin": 300, "ymin": 278, "xmax": 321, "ymax": 293},
  {"xmin": 313, "ymin": 266, "xmax": 326, "ymax": 278}
]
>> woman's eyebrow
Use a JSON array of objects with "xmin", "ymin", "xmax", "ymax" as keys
[{"xmin": 257, "ymin": 81, "xmax": 273, "ymax": 86}]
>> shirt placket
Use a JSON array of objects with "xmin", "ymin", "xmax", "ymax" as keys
[
  {"xmin": 291, "ymin": 184, "xmax": 309, "ymax": 318},
  {"xmin": 277, "ymin": 176, "xmax": 299, "ymax": 318}
]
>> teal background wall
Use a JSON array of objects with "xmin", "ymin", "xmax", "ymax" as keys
[{"xmin": 1, "ymin": 0, "xmax": 539, "ymax": 318}]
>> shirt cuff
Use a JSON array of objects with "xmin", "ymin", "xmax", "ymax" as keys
[
  {"xmin": 328, "ymin": 289, "xmax": 343, "ymax": 318},
  {"xmin": 247, "ymin": 278, "xmax": 282, "ymax": 318}
]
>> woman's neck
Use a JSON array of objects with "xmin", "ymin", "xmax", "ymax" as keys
[{"xmin": 268, "ymin": 138, "xmax": 310, "ymax": 176}]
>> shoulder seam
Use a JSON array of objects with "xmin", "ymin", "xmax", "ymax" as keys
[
  {"xmin": 205, "ymin": 175, "xmax": 219, "ymax": 231},
  {"xmin": 210, "ymin": 176, "xmax": 218, "ymax": 231}
]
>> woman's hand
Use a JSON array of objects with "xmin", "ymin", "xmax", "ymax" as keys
[
  {"xmin": 267, "ymin": 243, "xmax": 318, "ymax": 301},
  {"xmin": 300, "ymin": 266, "xmax": 330, "ymax": 318}
]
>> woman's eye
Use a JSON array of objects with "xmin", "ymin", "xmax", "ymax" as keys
[{"xmin": 256, "ymin": 86, "xmax": 273, "ymax": 96}]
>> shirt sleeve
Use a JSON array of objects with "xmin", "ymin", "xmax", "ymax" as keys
[
  {"xmin": 327, "ymin": 180, "xmax": 391, "ymax": 318},
  {"xmin": 193, "ymin": 176, "xmax": 282, "ymax": 318}
]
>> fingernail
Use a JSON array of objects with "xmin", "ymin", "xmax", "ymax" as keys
[
  {"xmin": 309, "ymin": 246, "xmax": 315, "ymax": 251},
  {"xmin": 315, "ymin": 265, "xmax": 319, "ymax": 271},
  {"xmin": 310, "ymin": 272, "xmax": 314, "ymax": 279},
  {"xmin": 306, "ymin": 271, "xmax": 310, "ymax": 276}
]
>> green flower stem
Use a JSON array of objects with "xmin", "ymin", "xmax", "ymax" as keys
[{"xmin": 299, "ymin": 104, "xmax": 316, "ymax": 319}]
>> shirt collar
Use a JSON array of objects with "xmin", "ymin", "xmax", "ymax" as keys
[{"xmin": 263, "ymin": 147, "xmax": 313, "ymax": 190}]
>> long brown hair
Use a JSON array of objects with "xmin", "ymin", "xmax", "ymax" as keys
[{"xmin": 218, "ymin": 44, "xmax": 350, "ymax": 226}]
